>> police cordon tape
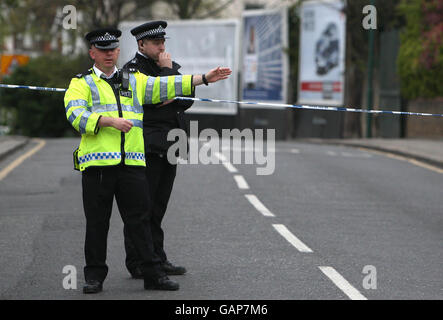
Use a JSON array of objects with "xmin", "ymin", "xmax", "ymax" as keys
[
  {"xmin": 1, "ymin": 83, "xmax": 442, "ymax": 118},
  {"xmin": 0, "ymin": 84, "xmax": 67, "ymax": 92}
]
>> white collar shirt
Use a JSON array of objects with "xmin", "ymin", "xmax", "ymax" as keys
[{"xmin": 93, "ymin": 65, "xmax": 118, "ymax": 79}]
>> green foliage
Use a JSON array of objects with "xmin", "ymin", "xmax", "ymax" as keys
[
  {"xmin": 397, "ymin": 0, "xmax": 443, "ymax": 99},
  {"xmin": 0, "ymin": 54, "xmax": 90, "ymax": 137}
]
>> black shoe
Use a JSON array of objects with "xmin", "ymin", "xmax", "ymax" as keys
[
  {"xmin": 129, "ymin": 267, "xmax": 144, "ymax": 279},
  {"xmin": 162, "ymin": 261, "xmax": 187, "ymax": 275},
  {"xmin": 144, "ymin": 275, "xmax": 179, "ymax": 291},
  {"xmin": 83, "ymin": 280, "xmax": 103, "ymax": 294}
]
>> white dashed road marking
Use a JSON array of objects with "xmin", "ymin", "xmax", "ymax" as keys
[
  {"xmin": 234, "ymin": 175, "xmax": 249, "ymax": 190},
  {"xmin": 214, "ymin": 152, "xmax": 238, "ymax": 173},
  {"xmin": 244, "ymin": 194, "xmax": 275, "ymax": 217},
  {"xmin": 272, "ymin": 224, "xmax": 313, "ymax": 253},
  {"xmin": 319, "ymin": 266, "xmax": 368, "ymax": 300},
  {"xmin": 214, "ymin": 144, "xmax": 369, "ymax": 300}
]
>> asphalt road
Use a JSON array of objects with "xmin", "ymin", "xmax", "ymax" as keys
[{"xmin": 0, "ymin": 138, "xmax": 441, "ymax": 300}]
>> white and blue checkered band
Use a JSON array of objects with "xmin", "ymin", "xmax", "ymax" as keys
[
  {"xmin": 91, "ymin": 32, "xmax": 118, "ymax": 43},
  {"xmin": 125, "ymin": 152, "xmax": 145, "ymax": 161},
  {"xmin": 78, "ymin": 152, "xmax": 121, "ymax": 164},
  {"xmin": 135, "ymin": 26, "xmax": 165, "ymax": 40}
]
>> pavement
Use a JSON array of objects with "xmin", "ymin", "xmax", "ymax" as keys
[{"xmin": 0, "ymin": 135, "xmax": 442, "ymax": 169}]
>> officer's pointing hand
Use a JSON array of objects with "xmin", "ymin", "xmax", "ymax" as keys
[{"xmin": 205, "ymin": 67, "xmax": 232, "ymax": 83}]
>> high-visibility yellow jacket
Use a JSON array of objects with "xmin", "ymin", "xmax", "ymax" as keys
[{"xmin": 64, "ymin": 68, "xmax": 193, "ymax": 171}]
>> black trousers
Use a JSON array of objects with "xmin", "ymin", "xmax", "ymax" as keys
[
  {"xmin": 124, "ymin": 153, "xmax": 177, "ymax": 272},
  {"xmin": 82, "ymin": 165, "xmax": 163, "ymax": 283}
]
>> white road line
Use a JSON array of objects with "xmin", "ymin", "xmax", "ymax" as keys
[
  {"xmin": 290, "ymin": 148, "xmax": 300, "ymax": 154},
  {"xmin": 214, "ymin": 152, "xmax": 227, "ymax": 162},
  {"xmin": 341, "ymin": 152, "xmax": 372, "ymax": 158},
  {"xmin": 234, "ymin": 175, "xmax": 249, "ymax": 189},
  {"xmin": 214, "ymin": 152, "xmax": 238, "ymax": 173},
  {"xmin": 221, "ymin": 147, "xmax": 277, "ymax": 153},
  {"xmin": 0, "ymin": 139, "xmax": 46, "ymax": 181},
  {"xmin": 221, "ymin": 161, "xmax": 238, "ymax": 173},
  {"xmin": 245, "ymin": 194, "xmax": 275, "ymax": 217},
  {"xmin": 341, "ymin": 152, "xmax": 354, "ymax": 157},
  {"xmin": 272, "ymin": 224, "xmax": 313, "ymax": 253},
  {"xmin": 319, "ymin": 266, "xmax": 368, "ymax": 300},
  {"xmin": 327, "ymin": 151, "xmax": 337, "ymax": 156}
]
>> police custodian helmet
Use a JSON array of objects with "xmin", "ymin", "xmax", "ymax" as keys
[
  {"xmin": 130, "ymin": 21, "xmax": 168, "ymax": 41},
  {"xmin": 85, "ymin": 28, "xmax": 122, "ymax": 49}
]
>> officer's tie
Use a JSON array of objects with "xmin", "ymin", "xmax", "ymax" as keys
[{"xmin": 101, "ymin": 72, "xmax": 120, "ymax": 89}]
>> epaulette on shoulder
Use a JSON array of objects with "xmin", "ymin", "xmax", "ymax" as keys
[
  {"xmin": 123, "ymin": 59, "xmax": 138, "ymax": 73},
  {"xmin": 120, "ymin": 67, "xmax": 138, "ymax": 74},
  {"xmin": 75, "ymin": 69, "xmax": 93, "ymax": 78}
]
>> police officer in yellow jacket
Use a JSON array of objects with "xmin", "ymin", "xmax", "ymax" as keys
[{"xmin": 64, "ymin": 27, "xmax": 231, "ymax": 293}]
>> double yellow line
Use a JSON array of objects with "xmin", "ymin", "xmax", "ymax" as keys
[{"xmin": 0, "ymin": 138, "xmax": 46, "ymax": 181}]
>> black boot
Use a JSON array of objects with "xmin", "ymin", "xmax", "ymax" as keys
[
  {"xmin": 144, "ymin": 275, "xmax": 179, "ymax": 291},
  {"xmin": 162, "ymin": 261, "xmax": 187, "ymax": 275},
  {"xmin": 83, "ymin": 280, "xmax": 103, "ymax": 294},
  {"xmin": 128, "ymin": 266, "xmax": 144, "ymax": 279}
]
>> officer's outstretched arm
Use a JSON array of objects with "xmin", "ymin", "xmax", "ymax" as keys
[
  {"xmin": 141, "ymin": 67, "xmax": 231, "ymax": 105},
  {"xmin": 157, "ymin": 67, "xmax": 231, "ymax": 108},
  {"xmin": 192, "ymin": 67, "xmax": 232, "ymax": 86}
]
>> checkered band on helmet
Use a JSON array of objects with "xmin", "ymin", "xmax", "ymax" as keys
[
  {"xmin": 91, "ymin": 32, "xmax": 118, "ymax": 43},
  {"xmin": 135, "ymin": 26, "xmax": 165, "ymax": 40}
]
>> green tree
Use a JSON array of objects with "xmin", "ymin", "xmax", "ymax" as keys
[
  {"xmin": 0, "ymin": 0, "xmax": 158, "ymax": 55},
  {"xmin": 397, "ymin": 0, "xmax": 443, "ymax": 99},
  {"xmin": 0, "ymin": 0, "xmax": 67, "ymax": 53}
]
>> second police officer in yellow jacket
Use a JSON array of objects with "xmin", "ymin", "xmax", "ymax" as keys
[{"xmin": 64, "ymin": 27, "xmax": 231, "ymax": 294}]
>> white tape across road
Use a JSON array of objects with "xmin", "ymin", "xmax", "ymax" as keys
[{"xmin": 1, "ymin": 83, "xmax": 443, "ymax": 117}]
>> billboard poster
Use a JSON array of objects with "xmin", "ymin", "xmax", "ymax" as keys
[
  {"xmin": 298, "ymin": 0, "xmax": 346, "ymax": 106},
  {"xmin": 241, "ymin": 9, "xmax": 288, "ymax": 107},
  {"xmin": 119, "ymin": 19, "xmax": 239, "ymax": 115}
]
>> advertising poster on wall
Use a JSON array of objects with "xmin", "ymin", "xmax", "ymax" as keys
[
  {"xmin": 241, "ymin": 9, "xmax": 288, "ymax": 107},
  {"xmin": 298, "ymin": 0, "xmax": 346, "ymax": 106}
]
